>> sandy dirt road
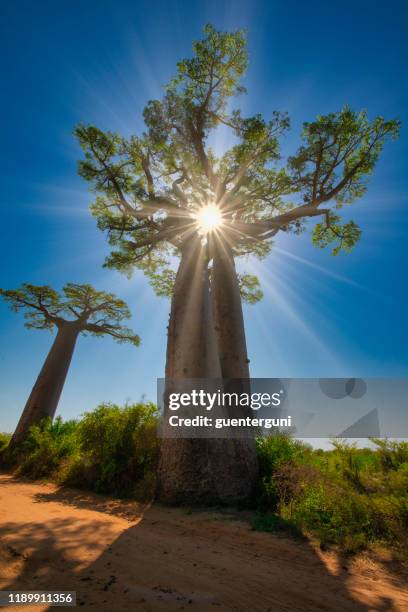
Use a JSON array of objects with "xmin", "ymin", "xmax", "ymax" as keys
[{"xmin": 0, "ymin": 473, "xmax": 407, "ymax": 611}]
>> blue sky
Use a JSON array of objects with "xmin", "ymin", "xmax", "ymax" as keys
[{"xmin": 0, "ymin": 0, "xmax": 407, "ymax": 432}]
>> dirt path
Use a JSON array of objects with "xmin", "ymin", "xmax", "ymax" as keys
[{"xmin": 0, "ymin": 474, "xmax": 407, "ymax": 611}]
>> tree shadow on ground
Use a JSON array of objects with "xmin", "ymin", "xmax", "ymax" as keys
[
  {"xmin": 33, "ymin": 488, "xmax": 149, "ymax": 522},
  {"xmin": 0, "ymin": 482, "xmax": 405, "ymax": 611}
]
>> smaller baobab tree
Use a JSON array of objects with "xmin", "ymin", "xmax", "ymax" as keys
[{"xmin": 0, "ymin": 283, "xmax": 140, "ymax": 447}]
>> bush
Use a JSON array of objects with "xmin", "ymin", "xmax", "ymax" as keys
[
  {"xmin": 255, "ymin": 435, "xmax": 313, "ymax": 510},
  {"xmin": 370, "ymin": 438, "xmax": 408, "ymax": 471},
  {"xmin": 63, "ymin": 402, "xmax": 159, "ymax": 497},
  {"xmin": 17, "ymin": 417, "xmax": 78, "ymax": 479},
  {"xmin": 254, "ymin": 435, "xmax": 408, "ymax": 556},
  {"xmin": 283, "ymin": 484, "xmax": 371, "ymax": 552},
  {"xmin": 6, "ymin": 402, "xmax": 160, "ymax": 500},
  {"xmin": 0, "ymin": 432, "xmax": 11, "ymax": 454}
]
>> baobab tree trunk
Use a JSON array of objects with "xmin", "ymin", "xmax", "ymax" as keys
[
  {"xmin": 165, "ymin": 238, "xmax": 221, "ymax": 380},
  {"xmin": 10, "ymin": 322, "xmax": 80, "ymax": 447},
  {"xmin": 212, "ymin": 242, "xmax": 250, "ymax": 379},
  {"xmin": 158, "ymin": 237, "xmax": 257, "ymax": 505},
  {"xmin": 211, "ymin": 241, "xmax": 259, "ymax": 487}
]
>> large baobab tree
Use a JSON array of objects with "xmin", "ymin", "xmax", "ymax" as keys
[
  {"xmin": 0, "ymin": 283, "xmax": 140, "ymax": 447},
  {"xmin": 76, "ymin": 25, "xmax": 399, "ymax": 504}
]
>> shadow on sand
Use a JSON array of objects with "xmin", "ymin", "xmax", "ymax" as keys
[{"xmin": 0, "ymin": 480, "xmax": 404, "ymax": 611}]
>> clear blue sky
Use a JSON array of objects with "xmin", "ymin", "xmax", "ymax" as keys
[{"xmin": 1, "ymin": 0, "xmax": 407, "ymax": 432}]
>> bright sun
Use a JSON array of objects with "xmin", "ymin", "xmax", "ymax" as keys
[{"xmin": 196, "ymin": 205, "xmax": 223, "ymax": 232}]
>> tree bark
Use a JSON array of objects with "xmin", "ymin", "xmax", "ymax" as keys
[
  {"xmin": 158, "ymin": 237, "xmax": 258, "ymax": 505},
  {"xmin": 10, "ymin": 322, "xmax": 80, "ymax": 447},
  {"xmin": 212, "ymin": 241, "xmax": 250, "ymax": 379},
  {"xmin": 211, "ymin": 240, "xmax": 259, "ymax": 489},
  {"xmin": 165, "ymin": 237, "xmax": 221, "ymax": 380}
]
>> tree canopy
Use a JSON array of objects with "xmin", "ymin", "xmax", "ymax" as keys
[
  {"xmin": 0, "ymin": 283, "xmax": 140, "ymax": 345},
  {"xmin": 75, "ymin": 24, "xmax": 400, "ymax": 301}
]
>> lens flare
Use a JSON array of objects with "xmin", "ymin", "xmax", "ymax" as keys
[{"xmin": 196, "ymin": 205, "xmax": 223, "ymax": 232}]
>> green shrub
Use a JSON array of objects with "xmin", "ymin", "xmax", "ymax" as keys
[
  {"xmin": 255, "ymin": 435, "xmax": 313, "ymax": 510},
  {"xmin": 256, "ymin": 435, "xmax": 312, "ymax": 475},
  {"xmin": 5, "ymin": 402, "xmax": 159, "ymax": 500},
  {"xmin": 370, "ymin": 438, "xmax": 408, "ymax": 471},
  {"xmin": 283, "ymin": 484, "xmax": 371, "ymax": 551},
  {"xmin": 386, "ymin": 461, "xmax": 408, "ymax": 494},
  {"xmin": 64, "ymin": 402, "xmax": 159, "ymax": 497},
  {"xmin": 0, "ymin": 432, "xmax": 11, "ymax": 454},
  {"xmin": 368, "ymin": 493, "xmax": 408, "ymax": 543},
  {"xmin": 254, "ymin": 435, "xmax": 408, "ymax": 556},
  {"xmin": 17, "ymin": 417, "xmax": 78, "ymax": 478}
]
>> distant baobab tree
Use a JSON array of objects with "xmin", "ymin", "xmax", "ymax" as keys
[{"xmin": 0, "ymin": 283, "xmax": 140, "ymax": 447}]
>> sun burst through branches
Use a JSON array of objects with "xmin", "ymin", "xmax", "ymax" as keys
[{"xmin": 195, "ymin": 205, "xmax": 223, "ymax": 233}]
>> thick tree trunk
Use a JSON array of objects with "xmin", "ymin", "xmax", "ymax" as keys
[
  {"xmin": 10, "ymin": 322, "xmax": 80, "ymax": 447},
  {"xmin": 165, "ymin": 237, "xmax": 221, "ymax": 380},
  {"xmin": 158, "ymin": 237, "xmax": 258, "ymax": 505},
  {"xmin": 212, "ymin": 242, "xmax": 250, "ymax": 379},
  {"xmin": 211, "ymin": 240, "xmax": 259, "ymax": 489}
]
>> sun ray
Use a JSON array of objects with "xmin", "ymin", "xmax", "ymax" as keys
[
  {"xmin": 273, "ymin": 246, "xmax": 364, "ymax": 289},
  {"xmin": 244, "ymin": 257, "xmax": 346, "ymax": 374}
]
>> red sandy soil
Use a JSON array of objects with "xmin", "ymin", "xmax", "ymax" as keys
[{"xmin": 0, "ymin": 473, "xmax": 407, "ymax": 611}]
